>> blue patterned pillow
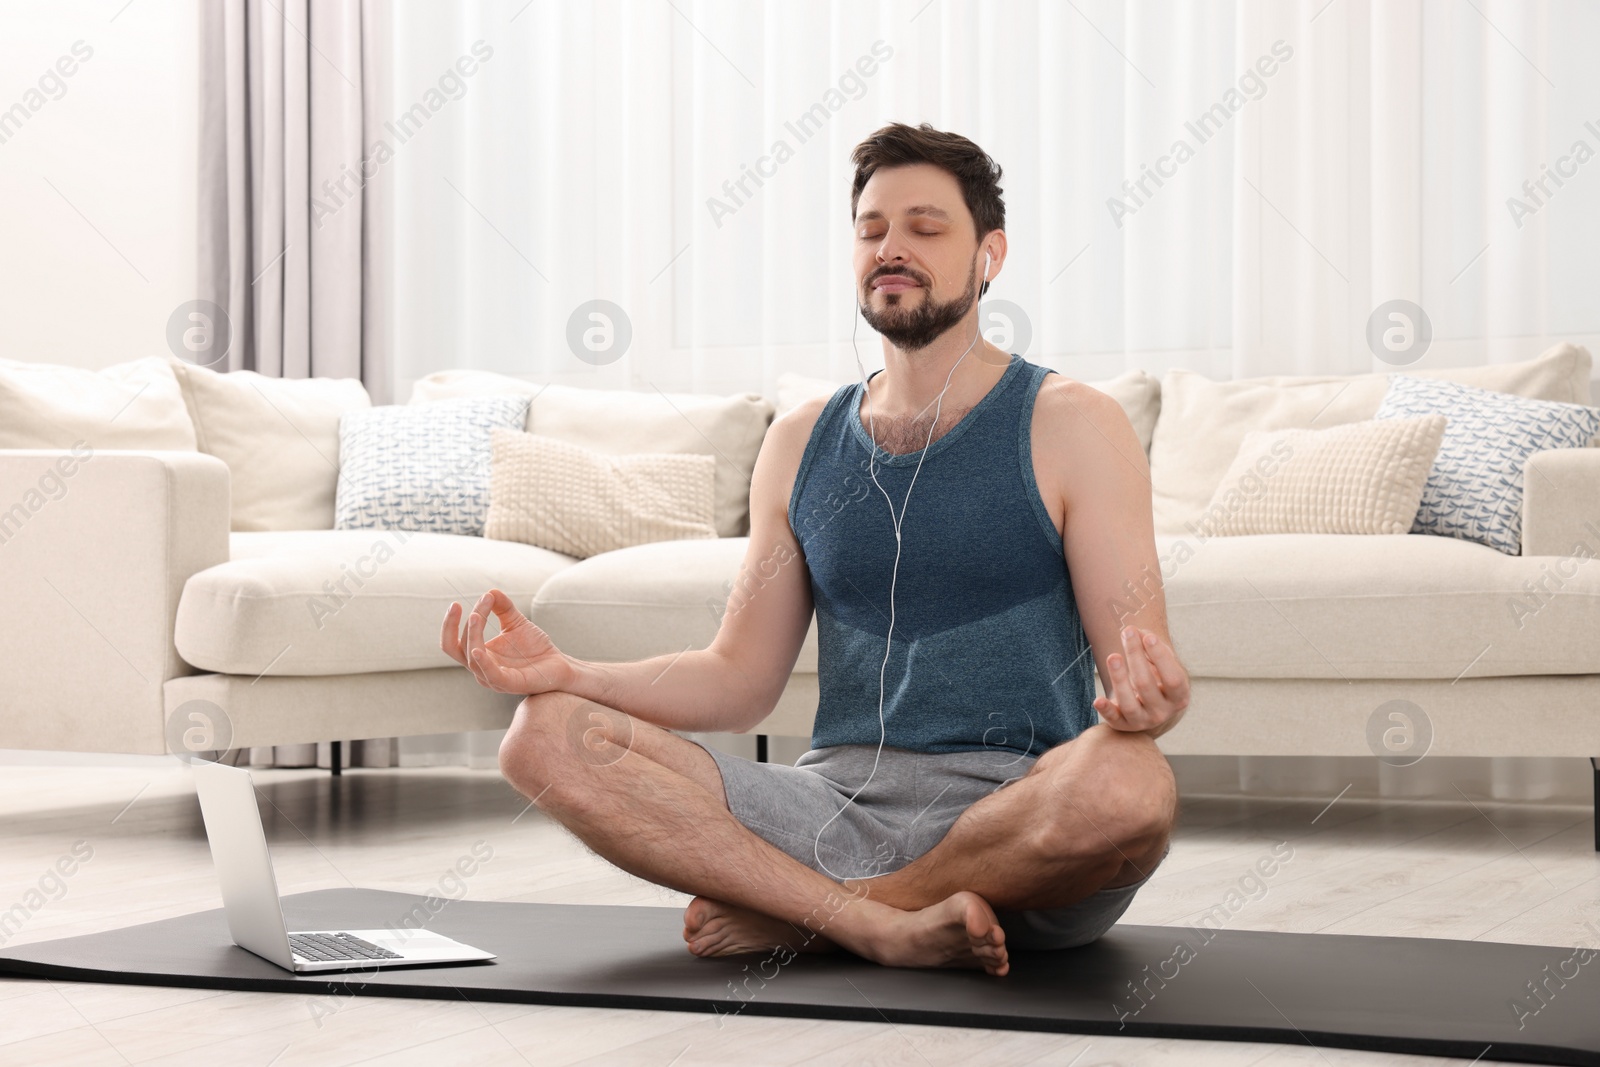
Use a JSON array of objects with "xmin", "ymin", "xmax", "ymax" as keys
[
  {"xmin": 335, "ymin": 395, "xmax": 530, "ymax": 534},
  {"xmin": 1374, "ymin": 375, "xmax": 1600, "ymax": 554}
]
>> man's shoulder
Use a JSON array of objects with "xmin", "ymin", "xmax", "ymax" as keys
[
  {"xmin": 750, "ymin": 393, "xmax": 835, "ymax": 527},
  {"xmin": 765, "ymin": 393, "xmax": 833, "ymax": 460},
  {"xmin": 1029, "ymin": 369, "xmax": 1148, "ymax": 502},
  {"xmin": 1031, "ymin": 370, "xmax": 1133, "ymax": 442}
]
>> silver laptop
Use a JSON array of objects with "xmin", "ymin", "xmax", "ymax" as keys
[{"xmin": 191, "ymin": 760, "xmax": 496, "ymax": 973}]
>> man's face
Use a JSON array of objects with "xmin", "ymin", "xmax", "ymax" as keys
[{"xmin": 853, "ymin": 163, "xmax": 982, "ymax": 352}]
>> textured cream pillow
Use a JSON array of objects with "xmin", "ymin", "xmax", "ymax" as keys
[
  {"xmin": 0, "ymin": 357, "xmax": 195, "ymax": 450},
  {"xmin": 484, "ymin": 429, "xmax": 717, "ymax": 559},
  {"xmin": 169, "ymin": 361, "xmax": 371, "ymax": 531},
  {"xmin": 1195, "ymin": 415, "xmax": 1447, "ymax": 537},
  {"xmin": 1148, "ymin": 342, "xmax": 1592, "ymax": 535},
  {"xmin": 408, "ymin": 370, "xmax": 772, "ymax": 538}
]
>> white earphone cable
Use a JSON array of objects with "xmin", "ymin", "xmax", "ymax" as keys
[{"xmin": 811, "ymin": 250, "xmax": 991, "ymax": 882}]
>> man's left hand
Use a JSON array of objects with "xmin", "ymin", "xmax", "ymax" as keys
[{"xmin": 1095, "ymin": 625, "xmax": 1190, "ymax": 734}]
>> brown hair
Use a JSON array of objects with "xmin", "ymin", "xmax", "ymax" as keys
[{"xmin": 850, "ymin": 122, "xmax": 1006, "ymax": 241}]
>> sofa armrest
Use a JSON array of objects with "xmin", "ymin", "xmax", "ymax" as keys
[
  {"xmin": 1522, "ymin": 448, "xmax": 1600, "ymax": 556},
  {"xmin": 0, "ymin": 449, "xmax": 230, "ymax": 754}
]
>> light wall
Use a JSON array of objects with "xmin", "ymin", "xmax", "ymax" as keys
[{"xmin": 0, "ymin": 0, "xmax": 199, "ymax": 371}]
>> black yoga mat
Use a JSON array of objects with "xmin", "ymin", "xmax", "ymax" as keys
[{"xmin": 1, "ymin": 889, "xmax": 1595, "ymax": 1066}]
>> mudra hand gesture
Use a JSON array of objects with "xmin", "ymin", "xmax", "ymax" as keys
[
  {"xmin": 1094, "ymin": 625, "xmax": 1189, "ymax": 733},
  {"xmin": 441, "ymin": 588, "xmax": 573, "ymax": 695}
]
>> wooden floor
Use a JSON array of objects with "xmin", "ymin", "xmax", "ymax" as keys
[{"xmin": 1, "ymin": 763, "xmax": 1596, "ymax": 1066}]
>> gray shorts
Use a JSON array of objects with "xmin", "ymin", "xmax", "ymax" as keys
[{"xmin": 690, "ymin": 740, "xmax": 1165, "ymax": 952}]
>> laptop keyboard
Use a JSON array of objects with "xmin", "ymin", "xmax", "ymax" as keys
[{"xmin": 289, "ymin": 932, "xmax": 403, "ymax": 962}]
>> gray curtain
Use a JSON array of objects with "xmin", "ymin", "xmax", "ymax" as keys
[
  {"xmin": 199, "ymin": 0, "xmax": 396, "ymax": 770},
  {"xmin": 199, "ymin": 0, "xmax": 391, "ymax": 392}
]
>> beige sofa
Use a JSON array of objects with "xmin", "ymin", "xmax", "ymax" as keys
[{"xmin": 1, "ymin": 347, "xmax": 1597, "ymax": 843}]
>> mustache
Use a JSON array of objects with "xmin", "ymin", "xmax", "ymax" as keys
[{"xmin": 865, "ymin": 267, "xmax": 927, "ymax": 287}]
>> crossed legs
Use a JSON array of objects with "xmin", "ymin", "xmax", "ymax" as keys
[
  {"xmin": 848, "ymin": 721, "xmax": 1176, "ymax": 912},
  {"xmin": 497, "ymin": 691, "xmax": 1175, "ymax": 975}
]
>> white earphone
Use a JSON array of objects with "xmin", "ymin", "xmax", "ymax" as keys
[{"xmin": 816, "ymin": 247, "xmax": 993, "ymax": 881}]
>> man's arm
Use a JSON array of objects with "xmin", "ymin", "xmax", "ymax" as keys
[
  {"xmin": 563, "ymin": 398, "xmax": 820, "ymax": 732},
  {"xmin": 1037, "ymin": 376, "xmax": 1190, "ymax": 738},
  {"xmin": 442, "ymin": 398, "xmax": 824, "ymax": 736}
]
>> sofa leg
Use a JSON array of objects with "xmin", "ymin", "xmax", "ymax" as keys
[
  {"xmin": 331, "ymin": 740, "xmax": 343, "ymax": 777},
  {"xmin": 1593, "ymin": 758, "xmax": 1599, "ymax": 853},
  {"xmin": 756, "ymin": 734, "xmax": 768, "ymax": 764}
]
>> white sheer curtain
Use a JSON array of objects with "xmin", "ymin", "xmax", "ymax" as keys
[
  {"xmin": 386, "ymin": 0, "xmax": 1600, "ymax": 393},
  {"xmin": 384, "ymin": 0, "xmax": 1600, "ymax": 794},
  {"xmin": 1233, "ymin": 0, "xmax": 1600, "ymax": 375},
  {"xmin": 386, "ymin": 0, "xmax": 1245, "ymax": 395}
]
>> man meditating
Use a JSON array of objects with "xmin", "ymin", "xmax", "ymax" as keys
[{"xmin": 441, "ymin": 122, "xmax": 1186, "ymax": 978}]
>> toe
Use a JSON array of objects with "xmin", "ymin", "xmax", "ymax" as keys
[
  {"xmin": 688, "ymin": 931, "xmax": 723, "ymax": 957},
  {"xmin": 684, "ymin": 895, "xmax": 718, "ymax": 931}
]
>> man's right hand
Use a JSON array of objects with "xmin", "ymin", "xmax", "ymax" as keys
[{"xmin": 441, "ymin": 588, "xmax": 574, "ymax": 695}]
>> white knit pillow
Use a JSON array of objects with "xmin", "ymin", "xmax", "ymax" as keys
[
  {"xmin": 1194, "ymin": 416, "xmax": 1447, "ymax": 537},
  {"xmin": 484, "ymin": 429, "xmax": 717, "ymax": 558}
]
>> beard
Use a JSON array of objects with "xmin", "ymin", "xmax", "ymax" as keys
[{"xmin": 859, "ymin": 259, "xmax": 979, "ymax": 352}]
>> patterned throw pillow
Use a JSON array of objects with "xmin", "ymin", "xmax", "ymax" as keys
[
  {"xmin": 334, "ymin": 395, "xmax": 530, "ymax": 535},
  {"xmin": 484, "ymin": 429, "xmax": 717, "ymax": 558},
  {"xmin": 1374, "ymin": 376, "xmax": 1600, "ymax": 554}
]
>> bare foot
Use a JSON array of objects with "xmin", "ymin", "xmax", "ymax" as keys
[
  {"xmin": 864, "ymin": 891, "xmax": 1010, "ymax": 977},
  {"xmin": 682, "ymin": 895, "xmax": 839, "ymax": 958}
]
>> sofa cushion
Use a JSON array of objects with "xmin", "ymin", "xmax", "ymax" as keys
[
  {"xmin": 408, "ymin": 369, "xmax": 774, "ymax": 539},
  {"xmin": 774, "ymin": 365, "xmax": 1164, "ymax": 456},
  {"xmin": 174, "ymin": 530, "xmax": 576, "ymax": 676},
  {"xmin": 773, "ymin": 370, "xmax": 840, "ymax": 415},
  {"xmin": 1158, "ymin": 532, "xmax": 1600, "ymax": 679},
  {"xmin": 1148, "ymin": 342, "xmax": 1593, "ymax": 535},
  {"xmin": 529, "ymin": 537, "xmax": 821, "ymax": 672},
  {"xmin": 0, "ymin": 356, "xmax": 195, "ymax": 450},
  {"xmin": 168, "ymin": 361, "xmax": 371, "ymax": 531},
  {"xmin": 534, "ymin": 530, "xmax": 1594, "ymax": 683},
  {"xmin": 176, "ymin": 527, "xmax": 1599, "ymax": 684}
]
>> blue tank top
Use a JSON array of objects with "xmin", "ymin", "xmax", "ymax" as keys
[{"xmin": 787, "ymin": 353, "xmax": 1097, "ymax": 758}]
